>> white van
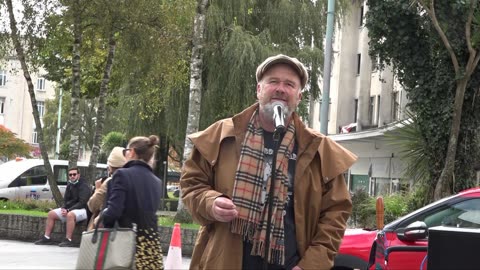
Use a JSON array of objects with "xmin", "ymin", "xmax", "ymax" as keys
[{"xmin": 0, "ymin": 158, "xmax": 108, "ymax": 201}]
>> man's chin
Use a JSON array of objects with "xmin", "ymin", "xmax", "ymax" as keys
[{"xmin": 260, "ymin": 102, "xmax": 293, "ymax": 119}]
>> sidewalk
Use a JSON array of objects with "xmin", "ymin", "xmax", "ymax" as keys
[{"xmin": 0, "ymin": 239, "xmax": 191, "ymax": 269}]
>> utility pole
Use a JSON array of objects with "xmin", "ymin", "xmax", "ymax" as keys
[
  {"xmin": 55, "ymin": 88, "xmax": 63, "ymax": 159},
  {"xmin": 320, "ymin": 0, "xmax": 335, "ymax": 135}
]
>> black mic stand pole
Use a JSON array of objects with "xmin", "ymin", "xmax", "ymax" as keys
[{"xmin": 263, "ymin": 126, "xmax": 284, "ymax": 270}]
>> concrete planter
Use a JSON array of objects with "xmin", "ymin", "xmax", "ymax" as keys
[{"xmin": 0, "ymin": 213, "xmax": 197, "ymax": 256}]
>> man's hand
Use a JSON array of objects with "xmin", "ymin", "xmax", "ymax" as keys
[
  {"xmin": 292, "ymin": 266, "xmax": 302, "ymax": 270},
  {"xmin": 211, "ymin": 197, "xmax": 238, "ymax": 222},
  {"xmin": 61, "ymin": 208, "xmax": 68, "ymax": 217}
]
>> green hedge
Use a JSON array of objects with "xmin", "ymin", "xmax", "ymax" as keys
[
  {"xmin": 160, "ymin": 199, "xmax": 179, "ymax": 211},
  {"xmin": 350, "ymin": 190, "xmax": 411, "ymax": 229}
]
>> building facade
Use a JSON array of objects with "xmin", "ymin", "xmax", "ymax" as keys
[
  {"xmin": 311, "ymin": 2, "xmax": 410, "ymax": 196},
  {"xmin": 0, "ymin": 57, "xmax": 55, "ymax": 158}
]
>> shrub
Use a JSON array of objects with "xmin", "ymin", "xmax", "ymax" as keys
[
  {"xmin": 405, "ymin": 185, "xmax": 431, "ymax": 213},
  {"xmin": 351, "ymin": 190, "xmax": 411, "ymax": 229},
  {"xmin": 383, "ymin": 194, "xmax": 409, "ymax": 224},
  {"xmin": 1, "ymin": 199, "xmax": 56, "ymax": 212},
  {"xmin": 160, "ymin": 199, "xmax": 179, "ymax": 211},
  {"xmin": 351, "ymin": 189, "xmax": 376, "ymax": 228}
]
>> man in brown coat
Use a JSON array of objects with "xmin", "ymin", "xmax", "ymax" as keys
[{"xmin": 180, "ymin": 54, "xmax": 357, "ymax": 270}]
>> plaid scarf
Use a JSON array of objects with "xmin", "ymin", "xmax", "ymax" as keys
[{"xmin": 230, "ymin": 110, "xmax": 295, "ymax": 265}]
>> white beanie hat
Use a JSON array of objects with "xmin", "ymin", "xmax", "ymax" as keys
[{"xmin": 108, "ymin": 147, "xmax": 127, "ymax": 168}]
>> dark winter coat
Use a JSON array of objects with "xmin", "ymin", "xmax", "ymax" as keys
[
  {"xmin": 103, "ymin": 160, "xmax": 162, "ymax": 229},
  {"xmin": 63, "ymin": 177, "xmax": 91, "ymax": 211},
  {"xmin": 102, "ymin": 160, "xmax": 164, "ymax": 269}
]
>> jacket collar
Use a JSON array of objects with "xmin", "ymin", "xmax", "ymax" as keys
[
  {"xmin": 189, "ymin": 103, "xmax": 357, "ymax": 181},
  {"xmin": 232, "ymin": 103, "xmax": 322, "ymax": 157},
  {"xmin": 190, "ymin": 103, "xmax": 321, "ymax": 165},
  {"xmin": 124, "ymin": 160, "xmax": 152, "ymax": 171}
]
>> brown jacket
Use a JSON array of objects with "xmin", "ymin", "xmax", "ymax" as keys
[
  {"xmin": 86, "ymin": 177, "xmax": 111, "ymax": 230},
  {"xmin": 180, "ymin": 103, "xmax": 357, "ymax": 270}
]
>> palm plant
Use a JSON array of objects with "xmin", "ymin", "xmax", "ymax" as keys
[{"xmin": 385, "ymin": 111, "xmax": 432, "ymax": 207}]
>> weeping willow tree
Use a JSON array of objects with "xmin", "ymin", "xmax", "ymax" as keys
[
  {"xmin": 108, "ymin": 0, "xmax": 196, "ymax": 176},
  {"xmin": 40, "ymin": 0, "xmax": 196, "ymax": 178},
  {"xmin": 199, "ymin": 0, "xmax": 351, "ymax": 128}
]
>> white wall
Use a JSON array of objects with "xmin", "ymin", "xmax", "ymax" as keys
[
  {"xmin": 313, "ymin": 1, "xmax": 406, "ymax": 135},
  {"xmin": 0, "ymin": 58, "xmax": 56, "ymax": 146}
]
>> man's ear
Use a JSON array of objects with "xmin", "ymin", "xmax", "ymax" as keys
[{"xmin": 297, "ymin": 91, "xmax": 303, "ymax": 106}]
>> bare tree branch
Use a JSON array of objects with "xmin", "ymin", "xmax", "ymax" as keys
[{"xmin": 421, "ymin": 0, "xmax": 460, "ymax": 74}]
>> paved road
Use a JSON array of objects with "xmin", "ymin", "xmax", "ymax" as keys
[{"xmin": 0, "ymin": 239, "xmax": 191, "ymax": 269}]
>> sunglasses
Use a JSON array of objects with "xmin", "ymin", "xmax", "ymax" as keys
[
  {"xmin": 122, "ymin": 148, "xmax": 131, "ymax": 157},
  {"xmin": 69, "ymin": 173, "xmax": 77, "ymax": 177}
]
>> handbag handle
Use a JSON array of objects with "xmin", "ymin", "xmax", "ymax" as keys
[
  {"xmin": 91, "ymin": 210, "xmax": 119, "ymax": 243},
  {"xmin": 91, "ymin": 210, "xmax": 136, "ymax": 243},
  {"xmin": 91, "ymin": 211, "xmax": 109, "ymax": 244}
]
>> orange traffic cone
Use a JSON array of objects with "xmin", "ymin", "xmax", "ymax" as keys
[{"xmin": 165, "ymin": 223, "xmax": 183, "ymax": 269}]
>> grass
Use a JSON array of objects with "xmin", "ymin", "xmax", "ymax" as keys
[
  {"xmin": 166, "ymin": 191, "xmax": 179, "ymax": 199},
  {"xmin": 158, "ymin": 216, "xmax": 200, "ymax": 230},
  {"xmin": 0, "ymin": 198, "xmax": 200, "ymax": 230},
  {"xmin": 0, "ymin": 209, "xmax": 48, "ymax": 217}
]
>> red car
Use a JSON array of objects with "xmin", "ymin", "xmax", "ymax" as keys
[{"xmin": 333, "ymin": 187, "xmax": 480, "ymax": 270}]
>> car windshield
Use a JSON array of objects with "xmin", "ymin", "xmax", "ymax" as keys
[{"xmin": 419, "ymin": 198, "xmax": 480, "ymax": 229}]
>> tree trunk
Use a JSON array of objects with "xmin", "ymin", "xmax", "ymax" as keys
[
  {"xmin": 423, "ymin": 0, "xmax": 480, "ymax": 200},
  {"xmin": 434, "ymin": 77, "xmax": 470, "ymax": 199},
  {"xmin": 6, "ymin": 0, "xmax": 62, "ymax": 205},
  {"xmin": 87, "ymin": 29, "xmax": 117, "ymax": 185},
  {"xmin": 181, "ymin": 0, "xmax": 209, "ymax": 164},
  {"xmin": 175, "ymin": 0, "xmax": 209, "ymax": 222},
  {"xmin": 68, "ymin": 0, "xmax": 83, "ymax": 168}
]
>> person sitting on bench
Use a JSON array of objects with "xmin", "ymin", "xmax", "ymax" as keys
[{"xmin": 34, "ymin": 167, "xmax": 91, "ymax": 247}]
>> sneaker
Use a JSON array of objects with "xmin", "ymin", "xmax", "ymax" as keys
[
  {"xmin": 58, "ymin": 238, "xmax": 75, "ymax": 247},
  {"xmin": 34, "ymin": 236, "xmax": 53, "ymax": 245}
]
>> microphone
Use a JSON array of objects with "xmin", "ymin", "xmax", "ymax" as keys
[{"xmin": 272, "ymin": 102, "xmax": 286, "ymax": 133}]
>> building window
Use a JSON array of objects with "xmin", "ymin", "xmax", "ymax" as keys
[
  {"xmin": 37, "ymin": 101, "xmax": 45, "ymax": 117},
  {"xmin": 376, "ymin": 95, "xmax": 381, "ymax": 124},
  {"xmin": 0, "ymin": 97, "xmax": 5, "ymax": 114},
  {"xmin": 372, "ymin": 58, "xmax": 379, "ymax": 72},
  {"xmin": 37, "ymin": 77, "xmax": 45, "ymax": 91},
  {"xmin": 356, "ymin": 54, "xmax": 361, "ymax": 75},
  {"xmin": 37, "ymin": 101, "xmax": 45, "ymax": 127},
  {"xmin": 0, "ymin": 70, "xmax": 6, "ymax": 86},
  {"xmin": 359, "ymin": 5, "xmax": 364, "ymax": 27},
  {"xmin": 32, "ymin": 129, "xmax": 38, "ymax": 144},
  {"xmin": 392, "ymin": 91, "xmax": 400, "ymax": 121},
  {"xmin": 354, "ymin": 98, "xmax": 359, "ymax": 122},
  {"xmin": 368, "ymin": 96, "xmax": 375, "ymax": 124}
]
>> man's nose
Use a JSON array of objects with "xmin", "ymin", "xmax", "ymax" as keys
[{"xmin": 275, "ymin": 83, "xmax": 287, "ymax": 93}]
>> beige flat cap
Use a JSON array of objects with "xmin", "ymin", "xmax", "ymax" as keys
[{"xmin": 256, "ymin": 54, "xmax": 308, "ymax": 89}]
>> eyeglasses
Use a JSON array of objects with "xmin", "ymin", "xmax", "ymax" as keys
[
  {"xmin": 122, "ymin": 148, "xmax": 131, "ymax": 157},
  {"xmin": 68, "ymin": 173, "xmax": 77, "ymax": 177}
]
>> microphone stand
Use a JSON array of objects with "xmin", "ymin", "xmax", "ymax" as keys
[{"xmin": 263, "ymin": 127, "xmax": 283, "ymax": 270}]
